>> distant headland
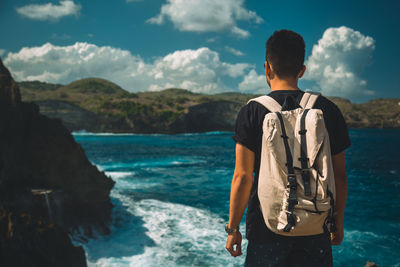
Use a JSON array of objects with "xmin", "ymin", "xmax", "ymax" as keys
[{"xmin": 19, "ymin": 78, "xmax": 400, "ymax": 133}]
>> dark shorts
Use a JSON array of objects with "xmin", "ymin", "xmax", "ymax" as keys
[{"xmin": 244, "ymin": 232, "xmax": 333, "ymax": 267}]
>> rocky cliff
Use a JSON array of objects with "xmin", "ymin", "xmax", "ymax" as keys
[
  {"xmin": 0, "ymin": 58, "xmax": 115, "ymax": 266},
  {"xmin": 18, "ymin": 79, "xmax": 400, "ymax": 133},
  {"xmin": 0, "ymin": 60, "xmax": 21, "ymax": 105},
  {"xmin": 171, "ymin": 100, "xmax": 241, "ymax": 133}
]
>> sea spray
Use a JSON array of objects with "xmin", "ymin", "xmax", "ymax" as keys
[
  {"xmin": 74, "ymin": 130, "xmax": 400, "ymax": 267},
  {"xmin": 31, "ymin": 189, "xmax": 54, "ymax": 222}
]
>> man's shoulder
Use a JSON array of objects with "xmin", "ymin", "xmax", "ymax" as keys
[
  {"xmin": 243, "ymin": 97, "xmax": 270, "ymax": 113},
  {"xmin": 242, "ymin": 92, "xmax": 343, "ymax": 117},
  {"xmin": 314, "ymin": 94, "xmax": 342, "ymax": 116}
]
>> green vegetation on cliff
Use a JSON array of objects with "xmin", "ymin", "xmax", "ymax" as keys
[
  {"xmin": 18, "ymin": 78, "xmax": 400, "ymax": 132},
  {"xmin": 329, "ymin": 97, "xmax": 400, "ymax": 128}
]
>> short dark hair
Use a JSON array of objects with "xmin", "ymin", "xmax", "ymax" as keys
[{"xmin": 265, "ymin": 29, "xmax": 305, "ymax": 78}]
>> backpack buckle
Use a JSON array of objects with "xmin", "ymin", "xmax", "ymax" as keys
[
  {"xmin": 298, "ymin": 157, "xmax": 309, "ymax": 163},
  {"xmin": 286, "ymin": 210, "xmax": 297, "ymax": 222},
  {"xmin": 286, "ymin": 210, "xmax": 294, "ymax": 216},
  {"xmin": 287, "ymin": 174, "xmax": 297, "ymax": 187},
  {"xmin": 281, "ymin": 134, "xmax": 289, "ymax": 139}
]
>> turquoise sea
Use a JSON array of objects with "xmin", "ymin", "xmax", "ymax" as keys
[{"xmin": 72, "ymin": 129, "xmax": 400, "ymax": 267}]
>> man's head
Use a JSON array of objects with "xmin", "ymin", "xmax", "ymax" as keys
[{"xmin": 265, "ymin": 29, "xmax": 306, "ymax": 86}]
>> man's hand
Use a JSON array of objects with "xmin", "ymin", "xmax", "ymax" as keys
[
  {"xmin": 331, "ymin": 225, "xmax": 344, "ymax": 245},
  {"xmin": 225, "ymin": 231, "xmax": 242, "ymax": 257},
  {"xmin": 331, "ymin": 150, "xmax": 348, "ymax": 246},
  {"xmin": 225, "ymin": 143, "xmax": 254, "ymax": 257}
]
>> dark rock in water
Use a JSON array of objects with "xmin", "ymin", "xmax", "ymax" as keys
[
  {"xmin": 0, "ymin": 58, "xmax": 115, "ymax": 265},
  {"xmin": 365, "ymin": 261, "xmax": 379, "ymax": 267}
]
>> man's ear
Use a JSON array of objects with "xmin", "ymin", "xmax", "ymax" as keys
[
  {"xmin": 298, "ymin": 65, "xmax": 306, "ymax": 78},
  {"xmin": 264, "ymin": 61, "xmax": 271, "ymax": 77}
]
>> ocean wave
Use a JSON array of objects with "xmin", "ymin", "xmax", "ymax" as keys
[
  {"xmin": 72, "ymin": 130, "xmax": 167, "ymax": 137},
  {"xmin": 105, "ymin": 171, "xmax": 134, "ymax": 180},
  {"xmin": 112, "ymin": 179, "xmax": 161, "ymax": 191},
  {"xmin": 72, "ymin": 130, "xmax": 232, "ymax": 137},
  {"xmin": 331, "ymin": 228, "xmax": 400, "ymax": 266},
  {"xmin": 344, "ymin": 229, "xmax": 380, "ymax": 240},
  {"xmin": 179, "ymin": 131, "xmax": 232, "ymax": 136},
  {"xmin": 98, "ymin": 157, "xmax": 205, "ymax": 171},
  {"xmin": 84, "ymin": 194, "xmax": 245, "ymax": 267},
  {"xmin": 95, "ymin": 164, "xmax": 104, "ymax": 172},
  {"xmin": 72, "ymin": 131, "xmax": 133, "ymax": 136}
]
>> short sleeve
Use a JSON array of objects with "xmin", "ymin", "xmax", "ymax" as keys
[
  {"xmin": 328, "ymin": 104, "xmax": 351, "ymax": 155},
  {"xmin": 232, "ymin": 104, "xmax": 257, "ymax": 152}
]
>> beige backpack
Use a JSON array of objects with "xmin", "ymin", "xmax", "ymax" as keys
[{"xmin": 248, "ymin": 91, "xmax": 336, "ymax": 236}]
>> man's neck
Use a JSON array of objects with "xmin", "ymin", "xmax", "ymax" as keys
[{"xmin": 270, "ymin": 78, "xmax": 299, "ymax": 91}]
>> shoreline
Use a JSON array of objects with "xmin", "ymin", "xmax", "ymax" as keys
[{"xmin": 72, "ymin": 128, "xmax": 400, "ymax": 136}]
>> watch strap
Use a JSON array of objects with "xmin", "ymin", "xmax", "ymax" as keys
[{"xmin": 225, "ymin": 223, "xmax": 239, "ymax": 234}]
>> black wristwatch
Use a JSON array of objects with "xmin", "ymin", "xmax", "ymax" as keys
[{"xmin": 225, "ymin": 223, "xmax": 239, "ymax": 234}]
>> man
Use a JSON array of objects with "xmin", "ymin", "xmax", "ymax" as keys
[{"xmin": 225, "ymin": 29, "xmax": 350, "ymax": 266}]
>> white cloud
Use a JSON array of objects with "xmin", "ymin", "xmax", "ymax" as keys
[
  {"xmin": 304, "ymin": 26, "xmax": 375, "ymax": 97},
  {"xmin": 225, "ymin": 46, "xmax": 245, "ymax": 56},
  {"xmin": 16, "ymin": 1, "xmax": 81, "ymax": 21},
  {"xmin": 231, "ymin": 26, "xmax": 250, "ymax": 39},
  {"xmin": 147, "ymin": 0, "xmax": 263, "ymax": 38},
  {"xmin": 0, "ymin": 49, "xmax": 6, "ymax": 58},
  {"xmin": 4, "ymin": 42, "xmax": 252, "ymax": 94},
  {"xmin": 238, "ymin": 69, "xmax": 267, "ymax": 93}
]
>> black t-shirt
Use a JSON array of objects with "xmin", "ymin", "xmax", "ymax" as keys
[{"xmin": 232, "ymin": 89, "xmax": 351, "ymax": 242}]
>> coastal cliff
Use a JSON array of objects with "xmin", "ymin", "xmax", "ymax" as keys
[
  {"xmin": 0, "ymin": 59, "xmax": 115, "ymax": 266},
  {"xmin": 19, "ymin": 79, "xmax": 400, "ymax": 133}
]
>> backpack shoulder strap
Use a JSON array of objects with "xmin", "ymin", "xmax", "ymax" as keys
[
  {"xmin": 247, "ymin": 95, "xmax": 282, "ymax": 112},
  {"xmin": 299, "ymin": 91, "xmax": 321, "ymax": 109}
]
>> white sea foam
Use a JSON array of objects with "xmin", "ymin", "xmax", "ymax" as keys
[
  {"xmin": 95, "ymin": 164, "xmax": 105, "ymax": 172},
  {"xmin": 98, "ymin": 157, "xmax": 205, "ymax": 171},
  {"xmin": 179, "ymin": 131, "xmax": 231, "ymax": 136},
  {"xmin": 105, "ymin": 171, "xmax": 134, "ymax": 180},
  {"xmin": 344, "ymin": 229, "xmax": 380, "ymax": 240},
  {"xmin": 84, "ymin": 194, "xmax": 246, "ymax": 267},
  {"xmin": 112, "ymin": 180, "xmax": 161, "ymax": 192},
  {"xmin": 72, "ymin": 131, "xmax": 147, "ymax": 136},
  {"xmin": 72, "ymin": 131, "xmax": 230, "ymax": 137}
]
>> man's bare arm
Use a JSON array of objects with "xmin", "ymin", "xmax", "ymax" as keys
[
  {"xmin": 331, "ymin": 150, "xmax": 348, "ymax": 245},
  {"xmin": 225, "ymin": 143, "xmax": 254, "ymax": 257}
]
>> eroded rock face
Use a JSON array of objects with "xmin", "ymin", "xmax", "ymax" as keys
[
  {"xmin": 0, "ymin": 204, "xmax": 87, "ymax": 267},
  {"xmin": 35, "ymin": 100, "xmax": 133, "ymax": 133},
  {"xmin": 0, "ymin": 58, "xmax": 115, "ymax": 266},
  {"xmin": 182, "ymin": 100, "xmax": 240, "ymax": 132},
  {"xmin": 0, "ymin": 59, "xmax": 21, "ymax": 105}
]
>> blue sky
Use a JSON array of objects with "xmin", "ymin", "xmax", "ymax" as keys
[{"xmin": 0, "ymin": 0, "xmax": 398, "ymax": 102}]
